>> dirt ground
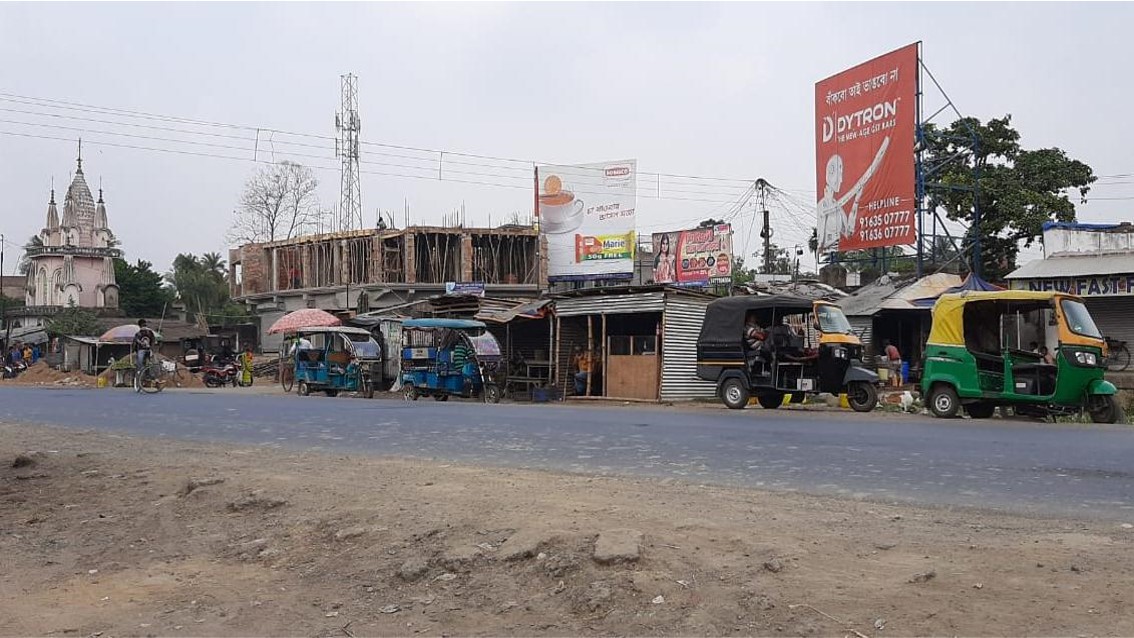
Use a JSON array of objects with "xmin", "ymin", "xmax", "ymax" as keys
[{"xmin": 2, "ymin": 423, "xmax": 1133, "ymax": 637}]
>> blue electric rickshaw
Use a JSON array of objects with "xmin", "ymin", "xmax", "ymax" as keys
[
  {"xmin": 280, "ymin": 326, "xmax": 383, "ymax": 398},
  {"xmin": 400, "ymin": 318, "xmax": 504, "ymax": 403}
]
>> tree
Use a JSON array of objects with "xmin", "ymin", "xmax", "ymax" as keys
[
  {"xmin": 923, "ymin": 115, "xmax": 1095, "ymax": 279},
  {"xmin": 18, "ymin": 235, "xmax": 42, "ymax": 275},
  {"xmin": 759, "ymin": 243, "xmax": 795, "ymax": 275},
  {"xmin": 47, "ymin": 301, "xmax": 100, "ymax": 337},
  {"xmin": 228, "ymin": 161, "xmax": 321, "ymax": 244},
  {"xmin": 200, "ymin": 252, "xmax": 227, "ymax": 281},
  {"xmin": 115, "ymin": 258, "xmax": 174, "ymax": 317},
  {"xmin": 731, "ymin": 256, "xmax": 756, "ymax": 286},
  {"xmin": 166, "ymin": 253, "xmax": 249, "ymax": 327}
]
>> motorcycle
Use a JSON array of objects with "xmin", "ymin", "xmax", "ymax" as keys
[
  {"xmin": 3, "ymin": 360, "xmax": 27, "ymax": 379},
  {"xmin": 201, "ymin": 359, "xmax": 239, "ymax": 388}
]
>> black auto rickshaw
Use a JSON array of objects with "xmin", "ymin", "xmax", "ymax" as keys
[{"xmin": 696, "ymin": 295, "xmax": 879, "ymax": 411}]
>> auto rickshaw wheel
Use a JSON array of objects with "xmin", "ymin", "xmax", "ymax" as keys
[
  {"xmin": 1088, "ymin": 394, "xmax": 1123, "ymax": 424},
  {"xmin": 720, "ymin": 378, "xmax": 749, "ymax": 410},
  {"xmin": 403, "ymin": 384, "xmax": 419, "ymax": 401},
  {"xmin": 434, "ymin": 393, "xmax": 449, "ymax": 402},
  {"xmin": 965, "ymin": 402, "xmax": 996, "ymax": 419},
  {"xmin": 297, "ymin": 381, "xmax": 310, "ymax": 397},
  {"xmin": 485, "ymin": 384, "xmax": 502, "ymax": 404},
  {"xmin": 846, "ymin": 381, "xmax": 878, "ymax": 413},
  {"xmin": 928, "ymin": 383, "xmax": 960, "ymax": 418},
  {"xmin": 757, "ymin": 392, "xmax": 785, "ymax": 409}
]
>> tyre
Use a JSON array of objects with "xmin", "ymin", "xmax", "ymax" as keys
[
  {"xmin": 325, "ymin": 389, "xmax": 339, "ymax": 398},
  {"xmin": 720, "ymin": 378, "xmax": 749, "ymax": 410},
  {"xmin": 757, "ymin": 392, "xmax": 785, "ymax": 409},
  {"xmin": 403, "ymin": 383, "xmax": 418, "ymax": 401},
  {"xmin": 280, "ymin": 357, "xmax": 294, "ymax": 393},
  {"xmin": 846, "ymin": 381, "xmax": 878, "ymax": 413},
  {"xmin": 139, "ymin": 366, "xmax": 162, "ymax": 394},
  {"xmin": 965, "ymin": 402, "xmax": 996, "ymax": 419},
  {"xmin": 434, "ymin": 393, "xmax": 450, "ymax": 402},
  {"xmin": 204, "ymin": 373, "xmax": 223, "ymax": 389},
  {"xmin": 298, "ymin": 381, "xmax": 310, "ymax": 397},
  {"xmin": 1107, "ymin": 346, "xmax": 1131, "ymax": 372},
  {"xmin": 928, "ymin": 384, "xmax": 960, "ymax": 418},
  {"xmin": 1089, "ymin": 394, "xmax": 1124, "ymax": 424},
  {"xmin": 485, "ymin": 384, "xmax": 501, "ymax": 404}
]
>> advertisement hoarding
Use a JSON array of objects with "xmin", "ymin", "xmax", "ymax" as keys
[
  {"xmin": 537, "ymin": 160, "xmax": 637, "ymax": 281},
  {"xmin": 815, "ymin": 43, "xmax": 918, "ymax": 254},
  {"xmin": 651, "ymin": 224, "xmax": 733, "ymax": 286}
]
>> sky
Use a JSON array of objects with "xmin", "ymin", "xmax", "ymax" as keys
[{"xmin": 2, "ymin": 2, "xmax": 1133, "ymax": 276}]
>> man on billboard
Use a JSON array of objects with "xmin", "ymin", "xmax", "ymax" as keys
[{"xmin": 817, "ymin": 138, "xmax": 890, "ymax": 253}]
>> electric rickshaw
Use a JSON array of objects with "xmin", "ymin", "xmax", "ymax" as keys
[
  {"xmin": 696, "ymin": 295, "xmax": 879, "ymax": 411},
  {"xmin": 400, "ymin": 318, "xmax": 504, "ymax": 403},
  {"xmin": 280, "ymin": 326, "xmax": 383, "ymax": 398},
  {"xmin": 921, "ymin": 290, "xmax": 1122, "ymax": 422}
]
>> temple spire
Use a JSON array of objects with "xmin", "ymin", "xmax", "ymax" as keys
[{"xmin": 76, "ymin": 137, "xmax": 83, "ymax": 172}]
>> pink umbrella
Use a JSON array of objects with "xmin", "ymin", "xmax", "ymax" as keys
[
  {"xmin": 267, "ymin": 308, "xmax": 342, "ymax": 334},
  {"xmin": 99, "ymin": 324, "xmax": 163, "ymax": 343}
]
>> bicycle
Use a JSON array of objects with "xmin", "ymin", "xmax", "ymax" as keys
[
  {"xmin": 1106, "ymin": 337, "xmax": 1131, "ymax": 372},
  {"xmin": 134, "ymin": 351, "xmax": 168, "ymax": 394}
]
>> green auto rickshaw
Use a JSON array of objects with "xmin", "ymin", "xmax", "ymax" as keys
[{"xmin": 921, "ymin": 290, "xmax": 1122, "ymax": 422}]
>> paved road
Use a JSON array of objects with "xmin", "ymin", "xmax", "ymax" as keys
[{"xmin": 2, "ymin": 386, "xmax": 1132, "ymax": 520}]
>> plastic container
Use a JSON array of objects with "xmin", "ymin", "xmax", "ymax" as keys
[{"xmin": 901, "ymin": 361, "xmax": 910, "ymax": 384}]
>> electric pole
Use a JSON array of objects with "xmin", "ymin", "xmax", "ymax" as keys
[
  {"xmin": 757, "ymin": 181, "xmax": 772, "ymax": 274},
  {"xmin": 1, "ymin": 233, "xmax": 7, "ymax": 347},
  {"xmin": 335, "ymin": 73, "xmax": 362, "ymax": 232}
]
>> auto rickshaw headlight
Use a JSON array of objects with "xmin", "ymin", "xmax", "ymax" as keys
[
  {"xmin": 833, "ymin": 347, "xmax": 848, "ymax": 359},
  {"xmin": 1073, "ymin": 350, "xmax": 1098, "ymax": 367}
]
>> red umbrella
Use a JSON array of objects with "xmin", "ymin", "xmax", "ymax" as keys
[{"xmin": 267, "ymin": 308, "xmax": 342, "ymax": 334}]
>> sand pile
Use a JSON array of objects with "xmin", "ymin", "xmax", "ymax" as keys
[{"xmin": 4, "ymin": 362, "xmax": 96, "ymax": 387}]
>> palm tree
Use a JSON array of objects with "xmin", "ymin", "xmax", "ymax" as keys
[
  {"xmin": 18, "ymin": 235, "xmax": 43, "ymax": 275},
  {"xmin": 200, "ymin": 252, "xmax": 227, "ymax": 282}
]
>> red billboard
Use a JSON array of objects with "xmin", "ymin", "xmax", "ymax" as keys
[
  {"xmin": 651, "ymin": 224, "xmax": 733, "ymax": 287},
  {"xmin": 815, "ymin": 43, "xmax": 918, "ymax": 254}
]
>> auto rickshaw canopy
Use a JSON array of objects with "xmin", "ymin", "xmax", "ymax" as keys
[
  {"xmin": 926, "ymin": 290, "xmax": 1075, "ymax": 347},
  {"xmin": 701, "ymin": 295, "xmax": 815, "ymax": 337}
]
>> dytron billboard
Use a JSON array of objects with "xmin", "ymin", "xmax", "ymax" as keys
[{"xmin": 815, "ymin": 43, "xmax": 919, "ymax": 254}]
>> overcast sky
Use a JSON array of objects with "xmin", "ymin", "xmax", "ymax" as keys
[{"xmin": 2, "ymin": 2, "xmax": 1132, "ymax": 275}]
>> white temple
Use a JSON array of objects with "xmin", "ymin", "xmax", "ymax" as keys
[{"xmin": 26, "ymin": 144, "xmax": 119, "ymax": 309}]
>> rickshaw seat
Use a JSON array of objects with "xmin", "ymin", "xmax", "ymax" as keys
[
  {"xmin": 328, "ymin": 351, "xmax": 350, "ymax": 365},
  {"xmin": 304, "ymin": 349, "xmax": 323, "ymax": 363}
]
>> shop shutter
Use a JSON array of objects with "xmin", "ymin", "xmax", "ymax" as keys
[
  {"xmin": 1086, "ymin": 297, "xmax": 1134, "ymax": 347},
  {"xmin": 660, "ymin": 297, "xmax": 716, "ymax": 401}
]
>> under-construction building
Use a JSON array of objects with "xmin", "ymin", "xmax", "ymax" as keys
[{"xmin": 229, "ymin": 225, "xmax": 547, "ymax": 351}]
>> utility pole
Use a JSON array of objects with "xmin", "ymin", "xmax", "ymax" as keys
[
  {"xmin": 756, "ymin": 181, "xmax": 772, "ymax": 274},
  {"xmin": 1, "ymin": 233, "xmax": 7, "ymax": 348},
  {"xmin": 335, "ymin": 73, "xmax": 362, "ymax": 232}
]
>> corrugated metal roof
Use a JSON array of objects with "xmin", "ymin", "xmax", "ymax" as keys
[
  {"xmin": 838, "ymin": 273, "xmax": 961, "ymax": 315},
  {"xmin": 555, "ymin": 292, "xmax": 666, "ymax": 316},
  {"xmin": 1006, "ymin": 253, "xmax": 1134, "ymax": 279}
]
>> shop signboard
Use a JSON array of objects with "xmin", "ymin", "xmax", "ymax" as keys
[
  {"xmin": 815, "ymin": 43, "xmax": 919, "ymax": 254},
  {"xmin": 1011, "ymin": 276, "xmax": 1134, "ymax": 297},
  {"xmin": 445, "ymin": 282, "xmax": 486, "ymax": 297},
  {"xmin": 651, "ymin": 224, "xmax": 733, "ymax": 286},
  {"xmin": 537, "ymin": 159, "xmax": 637, "ymax": 281}
]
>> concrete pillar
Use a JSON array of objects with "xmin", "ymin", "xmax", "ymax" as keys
[
  {"xmin": 460, "ymin": 234, "xmax": 474, "ymax": 282},
  {"xmin": 405, "ymin": 234, "xmax": 417, "ymax": 284},
  {"xmin": 271, "ymin": 248, "xmax": 279, "ymax": 292}
]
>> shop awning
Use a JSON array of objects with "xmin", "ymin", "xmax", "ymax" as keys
[{"xmin": 1005, "ymin": 253, "xmax": 1134, "ymax": 279}]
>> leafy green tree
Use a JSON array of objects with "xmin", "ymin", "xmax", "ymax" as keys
[
  {"xmin": 46, "ymin": 301, "xmax": 101, "ymax": 337},
  {"xmin": 923, "ymin": 115, "xmax": 1095, "ymax": 279},
  {"xmin": 115, "ymin": 259, "xmax": 174, "ymax": 317},
  {"xmin": 732, "ymin": 256, "xmax": 756, "ymax": 286},
  {"xmin": 166, "ymin": 253, "xmax": 249, "ymax": 326},
  {"xmin": 18, "ymin": 235, "xmax": 42, "ymax": 276},
  {"xmin": 759, "ymin": 243, "xmax": 795, "ymax": 275}
]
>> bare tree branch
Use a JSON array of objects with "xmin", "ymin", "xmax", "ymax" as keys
[{"xmin": 227, "ymin": 161, "xmax": 321, "ymax": 245}]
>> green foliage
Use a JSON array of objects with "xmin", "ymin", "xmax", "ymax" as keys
[
  {"xmin": 18, "ymin": 235, "xmax": 42, "ymax": 276},
  {"xmin": 732, "ymin": 256, "xmax": 755, "ymax": 286},
  {"xmin": 923, "ymin": 115, "xmax": 1095, "ymax": 279},
  {"xmin": 115, "ymin": 258, "xmax": 174, "ymax": 317},
  {"xmin": 759, "ymin": 243, "xmax": 795, "ymax": 275},
  {"xmin": 47, "ymin": 301, "xmax": 100, "ymax": 337},
  {"xmin": 167, "ymin": 253, "xmax": 248, "ymax": 327}
]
